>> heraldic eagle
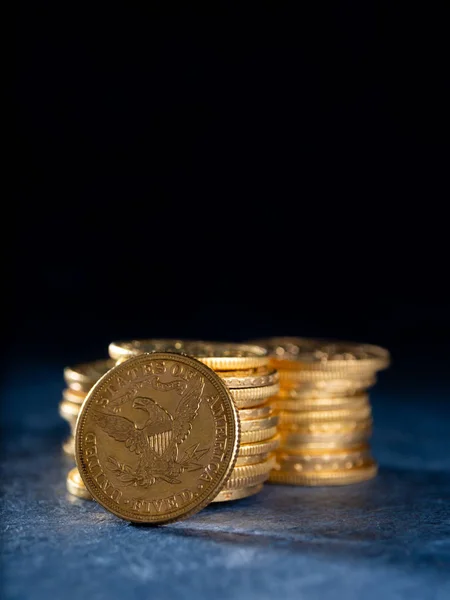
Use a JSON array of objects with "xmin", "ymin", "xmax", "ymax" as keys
[{"xmin": 94, "ymin": 376, "xmax": 205, "ymax": 486}]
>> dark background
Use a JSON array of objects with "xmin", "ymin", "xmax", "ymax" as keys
[
  {"xmin": 14, "ymin": 3, "xmax": 449, "ymax": 387},
  {"xmin": 6, "ymin": 7, "xmax": 450, "ymax": 598}
]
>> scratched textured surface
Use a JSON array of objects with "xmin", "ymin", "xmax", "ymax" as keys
[{"xmin": 1, "ymin": 364, "xmax": 450, "ymax": 600}]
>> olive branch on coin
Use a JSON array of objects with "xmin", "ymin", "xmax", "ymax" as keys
[{"xmin": 106, "ymin": 443, "xmax": 209, "ymax": 487}]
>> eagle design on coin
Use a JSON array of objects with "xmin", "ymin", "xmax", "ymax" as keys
[{"xmin": 94, "ymin": 376, "xmax": 208, "ymax": 486}]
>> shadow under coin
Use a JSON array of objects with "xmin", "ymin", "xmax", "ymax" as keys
[{"xmin": 158, "ymin": 466, "xmax": 450, "ymax": 573}]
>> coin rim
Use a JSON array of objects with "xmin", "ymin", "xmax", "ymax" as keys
[
  {"xmin": 269, "ymin": 460, "xmax": 378, "ymax": 485},
  {"xmin": 67, "ymin": 467, "xmax": 92, "ymax": 500},
  {"xmin": 64, "ymin": 359, "xmax": 115, "ymax": 389},
  {"xmin": 240, "ymin": 425, "xmax": 279, "ymax": 443},
  {"xmin": 239, "ymin": 406, "xmax": 272, "ymax": 420},
  {"xmin": 240, "ymin": 414, "xmax": 279, "ymax": 432},
  {"xmin": 231, "ymin": 382, "xmax": 280, "ymax": 405},
  {"xmin": 222, "ymin": 368, "xmax": 279, "ymax": 389},
  {"xmin": 75, "ymin": 352, "xmax": 240, "ymax": 524},
  {"xmin": 238, "ymin": 434, "xmax": 281, "ymax": 456},
  {"xmin": 275, "ymin": 405, "xmax": 372, "ymax": 424},
  {"xmin": 253, "ymin": 337, "xmax": 389, "ymax": 370},
  {"xmin": 212, "ymin": 483, "xmax": 264, "ymax": 502},
  {"xmin": 108, "ymin": 340, "xmax": 269, "ymax": 371},
  {"xmin": 273, "ymin": 392, "xmax": 369, "ymax": 410}
]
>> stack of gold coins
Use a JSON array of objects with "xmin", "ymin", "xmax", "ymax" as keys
[
  {"xmin": 251, "ymin": 337, "xmax": 390, "ymax": 486},
  {"xmin": 60, "ymin": 359, "xmax": 115, "ymax": 457},
  {"xmin": 64, "ymin": 341, "xmax": 280, "ymax": 510}
]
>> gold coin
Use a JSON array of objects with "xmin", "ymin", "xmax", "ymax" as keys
[
  {"xmin": 278, "ymin": 442, "xmax": 369, "ymax": 456},
  {"xmin": 224, "ymin": 457, "xmax": 276, "ymax": 489},
  {"xmin": 66, "ymin": 467, "xmax": 92, "ymax": 500},
  {"xmin": 221, "ymin": 368, "xmax": 279, "ymax": 389},
  {"xmin": 240, "ymin": 426, "xmax": 278, "ymax": 444},
  {"xmin": 276, "ymin": 446, "xmax": 372, "ymax": 471},
  {"xmin": 240, "ymin": 415, "xmax": 279, "ymax": 433},
  {"xmin": 108, "ymin": 340, "xmax": 269, "ymax": 371},
  {"xmin": 59, "ymin": 399, "xmax": 81, "ymax": 420},
  {"xmin": 230, "ymin": 383, "xmax": 280, "ymax": 407},
  {"xmin": 278, "ymin": 368, "xmax": 378, "ymax": 385},
  {"xmin": 239, "ymin": 406, "xmax": 272, "ymax": 420},
  {"xmin": 238, "ymin": 435, "xmax": 281, "ymax": 456},
  {"xmin": 64, "ymin": 359, "xmax": 115, "ymax": 393},
  {"xmin": 212, "ymin": 483, "xmax": 263, "ymax": 502},
  {"xmin": 59, "ymin": 403, "xmax": 78, "ymax": 433},
  {"xmin": 279, "ymin": 427, "xmax": 372, "ymax": 448},
  {"xmin": 275, "ymin": 406, "xmax": 372, "ymax": 425},
  {"xmin": 62, "ymin": 387, "xmax": 88, "ymax": 405},
  {"xmin": 279, "ymin": 439, "xmax": 371, "ymax": 451},
  {"xmin": 235, "ymin": 453, "xmax": 271, "ymax": 466},
  {"xmin": 224, "ymin": 472, "xmax": 271, "ymax": 489},
  {"xmin": 278, "ymin": 418, "xmax": 373, "ymax": 434},
  {"xmin": 255, "ymin": 337, "xmax": 390, "ymax": 373},
  {"xmin": 273, "ymin": 393, "xmax": 369, "ymax": 411},
  {"xmin": 276, "ymin": 377, "xmax": 377, "ymax": 397},
  {"xmin": 75, "ymin": 353, "xmax": 240, "ymax": 524},
  {"xmin": 63, "ymin": 436, "xmax": 75, "ymax": 457},
  {"xmin": 269, "ymin": 460, "xmax": 378, "ymax": 486}
]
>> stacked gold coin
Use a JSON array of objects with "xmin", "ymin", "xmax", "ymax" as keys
[
  {"xmin": 60, "ymin": 359, "xmax": 115, "ymax": 457},
  {"xmin": 251, "ymin": 337, "xmax": 390, "ymax": 486},
  {"xmin": 63, "ymin": 341, "xmax": 280, "ymax": 504}
]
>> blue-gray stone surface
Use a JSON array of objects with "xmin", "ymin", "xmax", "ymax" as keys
[{"xmin": 1, "ymin": 364, "xmax": 449, "ymax": 600}]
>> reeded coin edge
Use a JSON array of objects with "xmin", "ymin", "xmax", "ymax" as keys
[
  {"xmin": 238, "ymin": 435, "xmax": 281, "ymax": 456},
  {"xmin": 240, "ymin": 426, "xmax": 279, "ymax": 444},
  {"xmin": 231, "ymin": 383, "xmax": 280, "ymax": 403},
  {"xmin": 269, "ymin": 460, "xmax": 378, "ymax": 484}
]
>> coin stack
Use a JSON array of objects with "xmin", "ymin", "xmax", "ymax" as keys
[
  {"xmin": 252, "ymin": 337, "xmax": 390, "ymax": 486},
  {"xmin": 60, "ymin": 359, "xmax": 114, "ymax": 457},
  {"xmin": 63, "ymin": 341, "xmax": 280, "ymax": 509}
]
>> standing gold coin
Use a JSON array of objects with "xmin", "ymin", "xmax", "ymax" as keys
[
  {"xmin": 108, "ymin": 340, "xmax": 268, "ymax": 371},
  {"xmin": 75, "ymin": 353, "xmax": 240, "ymax": 524},
  {"xmin": 64, "ymin": 359, "xmax": 115, "ymax": 393},
  {"xmin": 67, "ymin": 467, "xmax": 92, "ymax": 500}
]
